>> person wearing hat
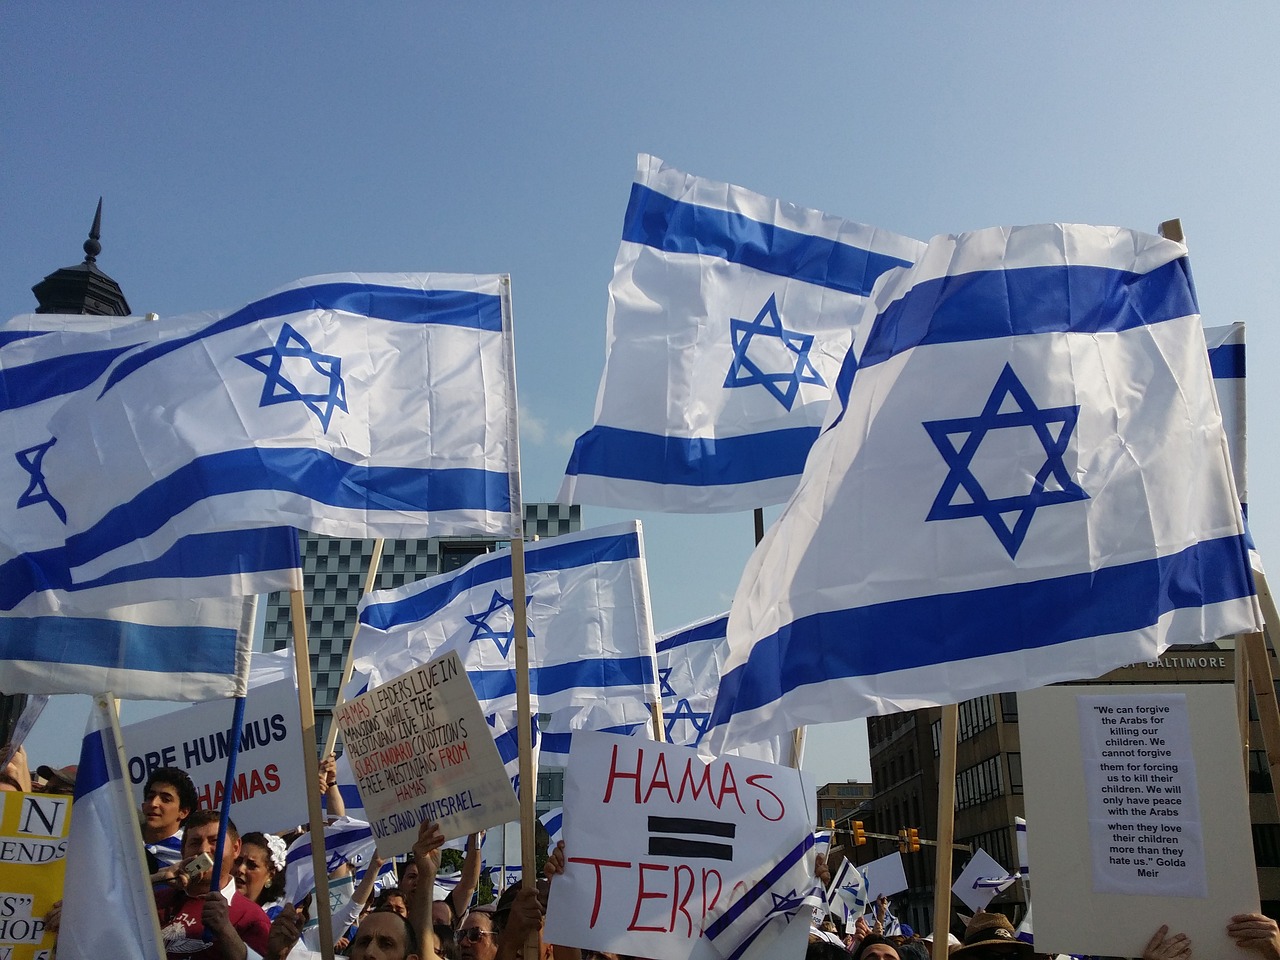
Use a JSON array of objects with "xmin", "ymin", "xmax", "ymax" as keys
[
  {"xmin": 36, "ymin": 763, "xmax": 76, "ymax": 795},
  {"xmin": 950, "ymin": 911, "xmax": 1033, "ymax": 960}
]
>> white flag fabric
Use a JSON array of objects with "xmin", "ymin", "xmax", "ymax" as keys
[
  {"xmin": 535, "ymin": 701, "xmax": 653, "ymax": 767},
  {"xmin": 826, "ymin": 857, "xmax": 869, "ymax": 928},
  {"xmin": 1205, "ymin": 323, "xmax": 1261, "ymax": 574},
  {"xmin": 0, "ymin": 311, "xmax": 301, "ymax": 617},
  {"xmin": 283, "ymin": 816, "xmax": 376, "ymax": 904},
  {"xmin": 709, "ymin": 223, "xmax": 1260, "ymax": 752},
  {"xmin": 352, "ymin": 521, "xmax": 658, "ymax": 717},
  {"xmin": 657, "ymin": 612, "xmax": 783, "ymax": 763},
  {"xmin": 60, "ymin": 695, "xmax": 166, "ymax": 960},
  {"xmin": 559, "ymin": 154, "xmax": 924, "ymax": 513},
  {"xmin": 42, "ymin": 273, "xmax": 521, "ymax": 589},
  {"xmin": 538, "ymin": 807, "xmax": 563, "ymax": 845}
]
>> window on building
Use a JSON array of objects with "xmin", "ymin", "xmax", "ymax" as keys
[
  {"xmin": 957, "ymin": 696, "xmax": 996, "ymax": 741},
  {"xmin": 955, "ymin": 756, "xmax": 1004, "ymax": 810},
  {"xmin": 1001, "ymin": 693, "xmax": 1019, "ymax": 721},
  {"xmin": 1250, "ymin": 750, "xmax": 1273, "ymax": 793},
  {"xmin": 1007, "ymin": 753, "xmax": 1023, "ymax": 794},
  {"xmin": 1253, "ymin": 824, "xmax": 1280, "ymax": 868}
]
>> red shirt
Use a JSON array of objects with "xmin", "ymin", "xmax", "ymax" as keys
[{"xmin": 155, "ymin": 882, "xmax": 270, "ymax": 958}]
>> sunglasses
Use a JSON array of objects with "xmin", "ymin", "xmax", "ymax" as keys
[{"xmin": 460, "ymin": 928, "xmax": 495, "ymax": 943}]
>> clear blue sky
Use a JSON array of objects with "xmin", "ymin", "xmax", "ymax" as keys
[{"xmin": 5, "ymin": 4, "xmax": 1279, "ymax": 787}]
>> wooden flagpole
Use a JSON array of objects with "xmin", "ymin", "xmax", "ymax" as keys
[
  {"xmin": 290, "ymin": 588, "xmax": 336, "ymax": 959},
  {"xmin": 931, "ymin": 704, "xmax": 958, "ymax": 960},
  {"xmin": 510, "ymin": 532, "xmax": 539, "ymax": 960},
  {"xmin": 321, "ymin": 537, "xmax": 387, "ymax": 757}
]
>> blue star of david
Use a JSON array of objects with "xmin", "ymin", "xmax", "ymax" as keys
[
  {"xmin": 15, "ymin": 437, "xmax": 66, "ymax": 523},
  {"xmin": 723, "ymin": 293, "xmax": 825, "ymax": 411},
  {"xmin": 664, "ymin": 698, "xmax": 712, "ymax": 746},
  {"xmin": 466, "ymin": 589, "xmax": 534, "ymax": 659},
  {"xmin": 238, "ymin": 322, "xmax": 348, "ymax": 431},
  {"xmin": 658, "ymin": 667, "xmax": 677, "ymax": 699},
  {"xmin": 923, "ymin": 363, "xmax": 1089, "ymax": 559},
  {"xmin": 766, "ymin": 889, "xmax": 805, "ymax": 922}
]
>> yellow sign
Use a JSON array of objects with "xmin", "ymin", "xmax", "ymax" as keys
[{"xmin": 0, "ymin": 791, "xmax": 71, "ymax": 960}]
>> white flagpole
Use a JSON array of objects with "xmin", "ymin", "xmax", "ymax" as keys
[
  {"xmin": 322, "ymin": 537, "xmax": 386, "ymax": 757},
  {"xmin": 756, "ymin": 506, "xmax": 806, "ymax": 768},
  {"xmin": 290, "ymin": 588, "xmax": 335, "ymax": 959}
]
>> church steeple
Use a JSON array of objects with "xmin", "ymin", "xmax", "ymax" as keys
[{"xmin": 31, "ymin": 198, "xmax": 131, "ymax": 315}]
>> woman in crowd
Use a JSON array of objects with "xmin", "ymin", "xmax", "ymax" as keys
[{"xmin": 236, "ymin": 830, "xmax": 289, "ymax": 919}]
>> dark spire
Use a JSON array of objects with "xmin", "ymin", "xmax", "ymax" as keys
[{"xmin": 32, "ymin": 198, "xmax": 131, "ymax": 315}]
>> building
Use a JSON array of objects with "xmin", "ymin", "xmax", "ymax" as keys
[
  {"xmin": 819, "ymin": 780, "xmax": 875, "ymax": 829},
  {"xmin": 262, "ymin": 502, "xmax": 582, "ymax": 746},
  {"xmin": 861, "ymin": 643, "xmax": 1280, "ymax": 935}
]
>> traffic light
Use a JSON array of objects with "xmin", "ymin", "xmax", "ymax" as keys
[
  {"xmin": 852, "ymin": 820, "xmax": 866, "ymax": 846},
  {"xmin": 907, "ymin": 827, "xmax": 921, "ymax": 853},
  {"xmin": 897, "ymin": 828, "xmax": 908, "ymax": 853}
]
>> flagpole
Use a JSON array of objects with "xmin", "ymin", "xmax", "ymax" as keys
[
  {"xmin": 755, "ymin": 506, "xmax": 807, "ymax": 769},
  {"xmin": 510, "ymin": 532, "xmax": 539, "ymax": 960},
  {"xmin": 930, "ymin": 704, "xmax": 958, "ymax": 960},
  {"xmin": 290, "ymin": 588, "xmax": 336, "ymax": 960},
  {"xmin": 210, "ymin": 695, "xmax": 247, "ymax": 886},
  {"xmin": 1237, "ymin": 636, "xmax": 1251, "ymax": 773},
  {"xmin": 322, "ymin": 537, "xmax": 387, "ymax": 757}
]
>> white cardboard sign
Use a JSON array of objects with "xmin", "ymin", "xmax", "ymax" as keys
[
  {"xmin": 122, "ymin": 678, "xmax": 305, "ymax": 832},
  {"xmin": 951, "ymin": 848, "xmax": 1010, "ymax": 912},
  {"xmin": 543, "ymin": 731, "xmax": 815, "ymax": 960},
  {"xmin": 334, "ymin": 651, "xmax": 518, "ymax": 857},
  {"xmin": 860, "ymin": 851, "xmax": 908, "ymax": 900},
  {"xmin": 1020, "ymin": 683, "xmax": 1258, "ymax": 958}
]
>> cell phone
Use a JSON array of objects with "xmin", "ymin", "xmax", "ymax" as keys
[{"xmin": 183, "ymin": 852, "xmax": 214, "ymax": 880}]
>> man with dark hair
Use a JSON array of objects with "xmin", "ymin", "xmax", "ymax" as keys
[
  {"xmin": 142, "ymin": 766, "xmax": 198, "ymax": 871},
  {"xmin": 153, "ymin": 809, "xmax": 270, "ymax": 960}
]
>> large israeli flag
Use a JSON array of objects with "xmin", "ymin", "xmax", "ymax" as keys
[
  {"xmin": 0, "ymin": 311, "xmax": 300, "ymax": 615},
  {"xmin": 656, "ymin": 613, "xmax": 782, "ymax": 763},
  {"xmin": 353, "ymin": 520, "xmax": 658, "ymax": 717},
  {"xmin": 559, "ymin": 154, "xmax": 924, "ymax": 513},
  {"xmin": 41, "ymin": 273, "xmax": 520, "ymax": 588},
  {"xmin": 708, "ymin": 224, "xmax": 1260, "ymax": 752}
]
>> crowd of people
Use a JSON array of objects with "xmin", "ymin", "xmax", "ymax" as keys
[{"xmin": 6, "ymin": 741, "xmax": 1280, "ymax": 960}]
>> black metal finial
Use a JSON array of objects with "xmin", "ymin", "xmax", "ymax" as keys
[{"xmin": 83, "ymin": 197, "xmax": 103, "ymax": 263}]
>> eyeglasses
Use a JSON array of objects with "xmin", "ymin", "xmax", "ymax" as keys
[{"xmin": 460, "ymin": 928, "xmax": 495, "ymax": 943}]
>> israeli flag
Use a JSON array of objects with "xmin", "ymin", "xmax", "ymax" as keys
[
  {"xmin": 0, "ymin": 314, "xmax": 297, "ymax": 699},
  {"xmin": 538, "ymin": 807, "xmax": 563, "ymax": 845},
  {"xmin": 60, "ymin": 696, "xmax": 166, "ymax": 960},
  {"xmin": 826, "ymin": 858, "xmax": 868, "ymax": 929},
  {"xmin": 535, "ymin": 701, "xmax": 652, "ymax": 768},
  {"xmin": 709, "ymin": 224, "xmax": 1260, "ymax": 751},
  {"xmin": 353, "ymin": 521, "xmax": 659, "ymax": 718},
  {"xmin": 657, "ymin": 612, "xmax": 783, "ymax": 763},
  {"xmin": 284, "ymin": 816, "xmax": 375, "ymax": 904},
  {"xmin": 560, "ymin": 154, "xmax": 924, "ymax": 513},
  {"xmin": 42, "ymin": 273, "xmax": 520, "ymax": 588}
]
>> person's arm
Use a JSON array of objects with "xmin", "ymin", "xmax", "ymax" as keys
[
  {"xmin": 495, "ymin": 886, "xmax": 544, "ymax": 960},
  {"xmin": 1229, "ymin": 914, "xmax": 1280, "ymax": 960},
  {"xmin": 332, "ymin": 854, "xmax": 384, "ymax": 938},
  {"xmin": 448, "ymin": 832, "xmax": 483, "ymax": 918},
  {"xmin": 319, "ymin": 754, "xmax": 345, "ymax": 818},
  {"xmin": 0, "ymin": 745, "xmax": 32, "ymax": 792},
  {"xmin": 265, "ymin": 903, "xmax": 305, "ymax": 960},
  {"xmin": 408, "ymin": 820, "xmax": 444, "ymax": 958},
  {"xmin": 202, "ymin": 892, "xmax": 248, "ymax": 960}
]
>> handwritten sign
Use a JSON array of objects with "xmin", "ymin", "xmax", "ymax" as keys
[
  {"xmin": 0, "ymin": 792, "xmax": 70, "ymax": 959},
  {"xmin": 122, "ymin": 678, "xmax": 305, "ymax": 833},
  {"xmin": 334, "ymin": 651, "xmax": 518, "ymax": 856},
  {"xmin": 543, "ymin": 731, "xmax": 815, "ymax": 960},
  {"xmin": 1076, "ymin": 693, "xmax": 1206, "ymax": 897}
]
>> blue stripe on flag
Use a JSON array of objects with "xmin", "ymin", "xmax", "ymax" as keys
[
  {"xmin": 466, "ymin": 656, "xmax": 656, "ymax": 703},
  {"xmin": 563, "ymin": 425, "xmax": 820, "ymax": 487},
  {"xmin": 0, "ymin": 330, "xmax": 49, "ymax": 348},
  {"xmin": 0, "ymin": 616, "xmax": 240, "ymax": 675},
  {"xmin": 0, "ymin": 528, "xmax": 296, "ymax": 611},
  {"xmin": 711, "ymin": 534, "xmax": 1254, "ymax": 725},
  {"xmin": 861, "ymin": 258, "xmax": 1197, "ymax": 369},
  {"xmin": 1209, "ymin": 342, "xmax": 1245, "ymax": 379},
  {"xmin": 65, "ymin": 450, "xmax": 510, "ymax": 570},
  {"xmin": 360, "ymin": 529, "xmax": 642, "ymax": 630},
  {"xmin": 621, "ymin": 184, "xmax": 913, "ymax": 297},
  {"xmin": 0, "ymin": 345, "xmax": 136, "ymax": 412},
  {"xmin": 102, "ymin": 283, "xmax": 503, "ymax": 395},
  {"xmin": 656, "ymin": 616, "xmax": 729, "ymax": 653},
  {"xmin": 703, "ymin": 832, "xmax": 814, "ymax": 941},
  {"xmin": 74, "ymin": 727, "xmax": 109, "ymax": 800}
]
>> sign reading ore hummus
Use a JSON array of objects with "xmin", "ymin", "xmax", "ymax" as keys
[{"xmin": 335, "ymin": 651, "xmax": 518, "ymax": 856}]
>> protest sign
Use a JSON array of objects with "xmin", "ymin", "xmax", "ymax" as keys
[
  {"xmin": 0, "ymin": 792, "xmax": 69, "ymax": 959},
  {"xmin": 122, "ymin": 678, "xmax": 305, "ymax": 832},
  {"xmin": 543, "ymin": 731, "xmax": 816, "ymax": 960},
  {"xmin": 860, "ymin": 851, "xmax": 908, "ymax": 900},
  {"xmin": 951, "ymin": 848, "xmax": 1011, "ymax": 912},
  {"xmin": 1021, "ymin": 683, "xmax": 1258, "ymax": 958},
  {"xmin": 334, "ymin": 651, "xmax": 518, "ymax": 856}
]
